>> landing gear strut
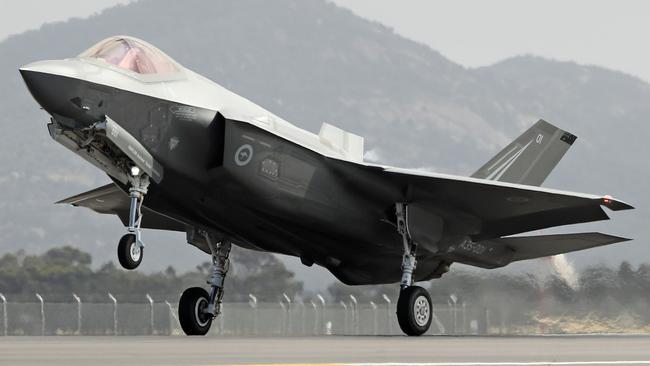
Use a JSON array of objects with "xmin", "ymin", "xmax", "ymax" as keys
[
  {"xmin": 117, "ymin": 168, "xmax": 149, "ymax": 270},
  {"xmin": 179, "ymin": 232, "xmax": 231, "ymax": 335},
  {"xmin": 395, "ymin": 203, "xmax": 432, "ymax": 336}
]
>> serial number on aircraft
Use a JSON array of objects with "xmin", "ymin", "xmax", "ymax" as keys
[{"xmin": 459, "ymin": 241, "xmax": 487, "ymax": 255}]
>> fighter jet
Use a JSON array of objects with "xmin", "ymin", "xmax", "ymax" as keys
[{"xmin": 20, "ymin": 36, "xmax": 633, "ymax": 336}]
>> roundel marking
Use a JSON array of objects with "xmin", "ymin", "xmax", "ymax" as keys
[{"xmin": 234, "ymin": 144, "xmax": 254, "ymax": 166}]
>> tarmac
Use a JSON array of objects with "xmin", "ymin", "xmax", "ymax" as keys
[{"xmin": 2, "ymin": 335, "xmax": 650, "ymax": 366}]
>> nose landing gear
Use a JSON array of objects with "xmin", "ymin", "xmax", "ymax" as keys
[
  {"xmin": 117, "ymin": 233, "xmax": 142, "ymax": 269},
  {"xmin": 394, "ymin": 202, "xmax": 433, "ymax": 336},
  {"xmin": 117, "ymin": 168, "xmax": 149, "ymax": 270}
]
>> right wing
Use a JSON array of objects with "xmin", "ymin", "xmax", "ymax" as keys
[
  {"xmin": 383, "ymin": 166, "xmax": 632, "ymax": 240},
  {"xmin": 471, "ymin": 119, "xmax": 577, "ymax": 186},
  {"xmin": 332, "ymin": 157, "xmax": 632, "ymax": 245},
  {"xmin": 57, "ymin": 183, "xmax": 186, "ymax": 231}
]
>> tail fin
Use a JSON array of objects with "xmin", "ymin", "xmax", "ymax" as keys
[{"xmin": 471, "ymin": 119, "xmax": 576, "ymax": 186}]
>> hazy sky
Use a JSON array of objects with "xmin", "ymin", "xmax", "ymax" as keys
[{"xmin": 2, "ymin": 0, "xmax": 650, "ymax": 82}]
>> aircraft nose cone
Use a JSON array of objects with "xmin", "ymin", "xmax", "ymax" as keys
[
  {"xmin": 20, "ymin": 61, "xmax": 95, "ymax": 127},
  {"xmin": 20, "ymin": 62, "xmax": 70, "ymax": 112}
]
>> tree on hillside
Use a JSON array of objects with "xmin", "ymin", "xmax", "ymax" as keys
[{"xmin": 0, "ymin": 246, "xmax": 303, "ymax": 302}]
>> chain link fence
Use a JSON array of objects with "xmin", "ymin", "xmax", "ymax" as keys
[{"xmin": 0, "ymin": 294, "xmax": 511, "ymax": 336}]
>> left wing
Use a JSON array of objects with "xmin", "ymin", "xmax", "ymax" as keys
[{"xmin": 57, "ymin": 183, "xmax": 186, "ymax": 231}]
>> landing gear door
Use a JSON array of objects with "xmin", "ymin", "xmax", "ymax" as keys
[
  {"xmin": 407, "ymin": 203, "xmax": 443, "ymax": 253},
  {"xmin": 104, "ymin": 116, "xmax": 164, "ymax": 183}
]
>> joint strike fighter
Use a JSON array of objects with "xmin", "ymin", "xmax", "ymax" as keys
[{"xmin": 20, "ymin": 36, "xmax": 633, "ymax": 336}]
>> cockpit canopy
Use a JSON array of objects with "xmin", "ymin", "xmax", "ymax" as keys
[{"xmin": 79, "ymin": 36, "xmax": 181, "ymax": 75}]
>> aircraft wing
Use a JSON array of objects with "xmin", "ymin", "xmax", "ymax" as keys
[
  {"xmin": 334, "ymin": 159, "xmax": 632, "ymax": 243},
  {"xmin": 57, "ymin": 183, "xmax": 187, "ymax": 231},
  {"xmin": 384, "ymin": 166, "xmax": 632, "ymax": 239},
  {"xmin": 485, "ymin": 232, "xmax": 631, "ymax": 262}
]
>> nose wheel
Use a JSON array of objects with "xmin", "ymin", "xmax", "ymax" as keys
[
  {"xmin": 117, "ymin": 170, "xmax": 149, "ymax": 270},
  {"xmin": 117, "ymin": 233, "xmax": 143, "ymax": 270}
]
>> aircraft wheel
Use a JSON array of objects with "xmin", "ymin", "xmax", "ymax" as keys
[
  {"xmin": 117, "ymin": 234, "xmax": 142, "ymax": 270},
  {"xmin": 396, "ymin": 285, "xmax": 432, "ymax": 336},
  {"xmin": 179, "ymin": 287, "xmax": 213, "ymax": 336}
]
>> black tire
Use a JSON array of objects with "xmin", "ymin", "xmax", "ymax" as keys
[
  {"xmin": 396, "ymin": 285, "xmax": 432, "ymax": 336},
  {"xmin": 179, "ymin": 287, "xmax": 213, "ymax": 336},
  {"xmin": 117, "ymin": 234, "xmax": 143, "ymax": 270}
]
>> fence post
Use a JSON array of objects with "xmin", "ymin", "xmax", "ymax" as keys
[
  {"xmin": 279, "ymin": 302, "xmax": 287, "ymax": 335},
  {"xmin": 296, "ymin": 299, "xmax": 305, "ymax": 335},
  {"xmin": 462, "ymin": 302, "xmax": 467, "ymax": 334},
  {"xmin": 248, "ymin": 294, "xmax": 258, "ymax": 335},
  {"xmin": 108, "ymin": 293, "xmax": 117, "ymax": 335},
  {"xmin": 382, "ymin": 294, "xmax": 392, "ymax": 334},
  {"xmin": 72, "ymin": 294, "xmax": 82, "ymax": 335},
  {"xmin": 35, "ymin": 293, "xmax": 44, "ymax": 336},
  {"xmin": 316, "ymin": 294, "xmax": 326, "ymax": 334},
  {"xmin": 340, "ymin": 301, "xmax": 348, "ymax": 334},
  {"xmin": 349, "ymin": 295, "xmax": 358, "ymax": 335},
  {"xmin": 282, "ymin": 293, "xmax": 292, "ymax": 334},
  {"xmin": 0, "ymin": 293, "xmax": 6, "ymax": 336},
  {"xmin": 146, "ymin": 294, "xmax": 154, "ymax": 335},
  {"xmin": 370, "ymin": 301, "xmax": 378, "ymax": 335},
  {"xmin": 164, "ymin": 301, "xmax": 176, "ymax": 335},
  {"xmin": 449, "ymin": 294, "xmax": 458, "ymax": 334},
  {"xmin": 309, "ymin": 300, "xmax": 318, "ymax": 335}
]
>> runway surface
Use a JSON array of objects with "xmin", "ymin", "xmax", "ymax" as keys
[{"xmin": 1, "ymin": 335, "xmax": 650, "ymax": 366}]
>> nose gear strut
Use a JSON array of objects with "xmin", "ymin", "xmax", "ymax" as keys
[{"xmin": 116, "ymin": 169, "xmax": 149, "ymax": 270}]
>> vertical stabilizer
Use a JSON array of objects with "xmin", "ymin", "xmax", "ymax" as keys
[{"xmin": 471, "ymin": 119, "xmax": 576, "ymax": 186}]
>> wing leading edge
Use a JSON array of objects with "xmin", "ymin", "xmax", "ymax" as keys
[{"xmin": 382, "ymin": 166, "xmax": 632, "ymax": 238}]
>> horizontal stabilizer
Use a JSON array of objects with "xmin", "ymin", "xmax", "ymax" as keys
[
  {"xmin": 57, "ymin": 183, "xmax": 186, "ymax": 231},
  {"xmin": 486, "ymin": 232, "xmax": 631, "ymax": 262},
  {"xmin": 472, "ymin": 119, "xmax": 576, "ymax": 186}
]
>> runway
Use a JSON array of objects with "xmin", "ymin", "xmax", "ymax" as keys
[{"xmin": 1, "ymin": 335, "xmax": 650, "ymax": 366}]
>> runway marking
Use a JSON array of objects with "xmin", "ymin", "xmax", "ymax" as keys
[
  {"xmin": 349, "ymin": 362, "xmax": 650, "ymax": 365},
  {"xmin": 217, "ymin": 362, "xmax": 650, "ymax": 366}
]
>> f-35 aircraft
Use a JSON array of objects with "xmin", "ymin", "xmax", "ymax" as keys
[{"xmin": 20, "ymin": 36, "xmax": 633, "ymax": 336}]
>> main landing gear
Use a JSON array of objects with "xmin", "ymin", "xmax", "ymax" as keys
[
  {"xmin": 178, "ymin": 232, "xmax": 231, "ymax": 335},
  {"xmin": 117, "ymin": 167, "xmax": 149, "ymax": 270},
  {"xmin": 395, "ymin": 203, "xmax": 433, "ymax": 336}
]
